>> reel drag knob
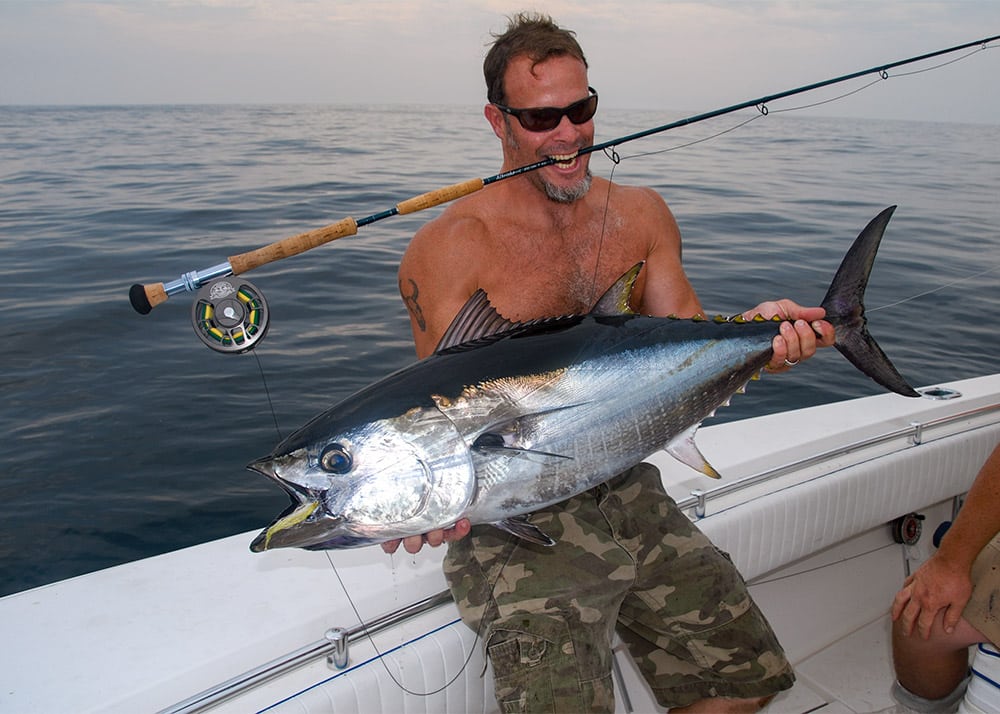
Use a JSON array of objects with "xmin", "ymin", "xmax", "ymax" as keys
[{"xmin": 191, "ymin": 278, "xmax": 270, "ymax": 353}]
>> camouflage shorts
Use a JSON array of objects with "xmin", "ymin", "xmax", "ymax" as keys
[{"xmin": 444, "ymin": 462, "xmax": 794, "ymax": 713}]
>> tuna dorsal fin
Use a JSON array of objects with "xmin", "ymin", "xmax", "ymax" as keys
[
  {"xmin": 435, "ymin": 289, "xmax": 517, "ymax": 352},
  {"xmin": 435, "ymin": 292, "xmax": 583, "ymax": 354},
  {"xmin": 591, "ymin": 262, "xmax": 644, "ymax": 316}
]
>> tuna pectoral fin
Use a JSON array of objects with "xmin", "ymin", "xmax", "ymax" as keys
[
  {"xmin": 472, "ymin": 405, "xmax": 586, "ymax": 461},
  {"xmin": 473, "ymin": 432, "xmax": 572, "ymax": 460},
  {"xmin": 666, "ymin": 425, "xmax": 721, "ymax": 479},
  {"xmin": 495, "ymin": 516, "xmax": 556, "ymax": 546},
  {"xmin": 821, "ymin": 206, "xmax": 919, "ymax": 398}
]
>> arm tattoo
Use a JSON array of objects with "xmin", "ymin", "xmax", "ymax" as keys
[{"xmin": 400, "ymin": 278, "xmax": 427, "ymax": 332}]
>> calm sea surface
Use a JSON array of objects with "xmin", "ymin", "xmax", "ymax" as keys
[{"xmin": 1, "ymin": 104, "xmax": 998, "ymax": 597}]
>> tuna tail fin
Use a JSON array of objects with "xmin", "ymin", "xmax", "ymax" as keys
[{"xmin": 821, "ymin": 206, "xmax": 919, "ymax": 398}]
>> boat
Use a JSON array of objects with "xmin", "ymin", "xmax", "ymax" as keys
[{"xmin": 3, "ymin": 372, "xmax": 999, "ymax": 713}]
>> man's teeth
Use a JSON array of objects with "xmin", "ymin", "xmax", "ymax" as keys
[{"xmin": 550, "ymin": 153, "xmax": 578, "ymax": 165}]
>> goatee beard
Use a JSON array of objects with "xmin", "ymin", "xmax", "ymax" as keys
[{"xmin": 543, "ymin": 170, "xmax": 592, "ymax": 204}]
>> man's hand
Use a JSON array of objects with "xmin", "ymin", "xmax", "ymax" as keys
[
  {"xmin": 743, "ymin": 300, "xmax": 834, "ymax": 373},
  {"xmin": 380, "ymin": 519, "xmax": 473, "ymax": 555},
  {"xmin": 891, "ymin": 555, "xmax": 974, "ymax": 639}
]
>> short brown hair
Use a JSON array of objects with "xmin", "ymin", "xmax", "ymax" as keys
[{"xmin": 483, "ymin": 12, "xmax": 588, "ymax": 105}]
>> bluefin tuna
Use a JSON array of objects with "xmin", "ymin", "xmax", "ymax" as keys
[{"xmin": 249, "ymin": 206, "xmax": 919, "ymax": 551}]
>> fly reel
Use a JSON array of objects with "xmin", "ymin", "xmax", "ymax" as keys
[{"xmin": 191, "ymin": 278, "xmax": 269, "ymax": 353}]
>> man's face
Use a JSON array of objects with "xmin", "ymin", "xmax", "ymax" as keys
[{"xmin": 486, "ymin": 54, "xmax": 594, "ymax": 203}]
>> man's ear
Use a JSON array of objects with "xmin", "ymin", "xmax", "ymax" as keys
[{"xmin": 484, "ymin": 104, "xmax": 507, "ymax": 140}]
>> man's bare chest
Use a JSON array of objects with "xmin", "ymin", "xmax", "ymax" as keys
[{"xmin": 477, "ymin": 227, "xmax": 647, "ymax": 321}]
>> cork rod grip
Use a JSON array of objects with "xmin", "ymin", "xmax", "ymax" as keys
[
  {"xmin": 396, "ymin": 178, "xmax": 485, "ymax": 215},
  {"xmin": 228, "ymin": 217, "xmax": 359, "ymax": 275}
]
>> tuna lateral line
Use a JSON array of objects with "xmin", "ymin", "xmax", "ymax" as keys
[{"xmin": 128, "ymin": 33, "xmax": 999, "ymax": 316}]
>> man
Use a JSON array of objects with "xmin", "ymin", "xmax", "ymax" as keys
[
  {"xmin": 890, "ymin": 441, "xmax": 1000, "ymax": 712},
  {"xmin": 385, "ymin": 13, "xmax": 834, "ymax": 713}
]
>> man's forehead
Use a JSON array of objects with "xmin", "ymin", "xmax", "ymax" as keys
[{"xmin": 502, "ymin": 54, "xmax": 589, "ymax": 103}]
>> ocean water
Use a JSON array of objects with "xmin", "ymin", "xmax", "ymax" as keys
[{"xmin": 1, "ymin": 104, "xmax": 997, "ymax": 597}]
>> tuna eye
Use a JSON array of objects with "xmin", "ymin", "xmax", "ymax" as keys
[{"xmin": 319, "ymin": 444, "xmax": 353, "ymax": 474}]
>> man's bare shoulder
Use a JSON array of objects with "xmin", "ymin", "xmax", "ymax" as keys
[
  {"xmin": 596, "ymin": 180, "xmax": 681, "ymax": 254},
  {"xmin": 605, "ymin": 181, "xmax": 674, "ymax": 217},
  {"xmin": 398, "ymin": 193, "xmax": 499, "ymax": 357},
  {"xmin": 404, "ymin": 193, "xmax": 495, "ymax": 264}
]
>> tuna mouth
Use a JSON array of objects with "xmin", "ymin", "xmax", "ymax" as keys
[{"xmin": 247, "ymin": 456, "xmax": 331, "ymax": 552}]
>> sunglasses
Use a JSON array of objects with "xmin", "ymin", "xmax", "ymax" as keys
[{"xmin": 494, "ymin": 87, "xmax": 599, "ymax": 132}]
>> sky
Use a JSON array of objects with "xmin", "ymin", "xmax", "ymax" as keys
[{"xmin": 1, "ymin": 1, "xmax": 999, "ymax": 123}]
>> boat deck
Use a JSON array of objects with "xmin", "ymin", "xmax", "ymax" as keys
[{"xmin": 789, "ymin": 617, "xmax": 898, "ymax": 713}]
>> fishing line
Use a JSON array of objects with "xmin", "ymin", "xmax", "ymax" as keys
[
  {"xmin": 868, "ymin": 263, "xmax": 1000, "ymax": 313},
  {"xmin": 613, "ymin": 112, "xmax": 763, "ymax": 162},
  {"xmin": 322, "ymin": 548, "xmax": 495, "ymax": 697},
  {"xmin": 595, "ymin": 37, "xmax": 998, "ymax": 161},
  {"xmin": 763, "ymin": 77, "xmax": 883, "ymax": 114},
  {"xmin": 750, "ymin": 541, "xmax": 898, "ymax": 588},
  {"xmin": 587, "ymin": 146, "xmax": 622, "ymax": 308},
  {"xmin": 891, "ymin": 43, "xmax": 996, "ymax": 78},
  {"xmin": 252, "ymin": 350, "xmax": 283, "ymax": 442},
  {"xmin": 608, "ymin": 41, "xmax": 991, "ymax": 164},
  {"xmin": 584, "ymin": 35, "xmax": 999, "ymax": 165}
]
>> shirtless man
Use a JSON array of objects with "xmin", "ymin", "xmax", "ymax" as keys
[{"xmin": 385, "ymin": 13, "xmax": 834, "ymax": 713}]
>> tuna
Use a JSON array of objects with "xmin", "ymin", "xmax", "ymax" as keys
[{"xmin": 249, "ymin": 206, "xmax": 918, "ymax": 551}]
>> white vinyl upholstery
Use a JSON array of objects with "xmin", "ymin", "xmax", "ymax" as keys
[
  {"xmin": 701, "ymin": 426, "xmax": 999, "ymax": 581},
  {"xmin": 263, "ymin": 619, "xmax": 494, "ymax": 714}
]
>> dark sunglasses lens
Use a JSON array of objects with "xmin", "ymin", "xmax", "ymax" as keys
[
  {"xmin": 521, "ymin": 108, "xmax": 561, "ymax": 131},
  {"xmin": 518, "ymin": 94, "xmax": 598, "ymax": 131},
  {"xmin": 567, "ymin": 95, "xmax": 598, "ymax": 124}
]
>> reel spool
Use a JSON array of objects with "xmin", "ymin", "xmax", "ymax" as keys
[{"xmin": 191, "ymin": 278, "xmax": 269, "ymax": 353}]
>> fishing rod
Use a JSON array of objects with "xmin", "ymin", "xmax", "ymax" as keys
[{"xmin": 129, "ymin": 33, "xmax": 999, "ymax": 352}]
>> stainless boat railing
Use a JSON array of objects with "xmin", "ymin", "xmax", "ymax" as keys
[
  {"xmin": 162, "ymin": 395, "xmax": 1000, "ymax": 713},
  {"xmin": 678, "ymin": 396, "xmax": 1000, "ymax": 517},
  {"xmin": 159, "ymin": 591, "xmax": 454, "ymax": 714}
]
